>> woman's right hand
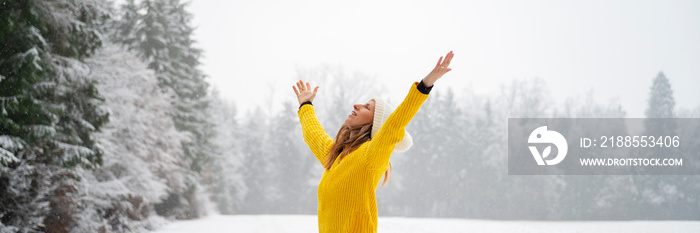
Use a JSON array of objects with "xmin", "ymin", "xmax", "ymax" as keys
[{"xmin": 293, "ymin": 80, "xmax": 319, "ymax": 105}]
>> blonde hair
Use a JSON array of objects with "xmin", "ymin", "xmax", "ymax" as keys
[{"xmin": 325, "ymin": 123, "xmax": 392, "ymax": 187}]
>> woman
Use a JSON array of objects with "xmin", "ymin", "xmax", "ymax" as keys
[{"xmin": 293, "ymin": 51, "xmax": 454, "ymax": 233}]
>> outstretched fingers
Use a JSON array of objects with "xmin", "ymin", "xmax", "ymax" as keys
[
  {"xmin": 422, "ymin": 51, "xmax": 454, "ymax": 86},
  {"xmin": 297, "ymin": 80, "xmax": 305, "ymax": 92},
  {"xmin": 293, "ymin": 80, "xmax": 319, "ymax": 95},
  {"xmin": 442, "ymin": 51, "xmax": 453, "ymax": 68}
]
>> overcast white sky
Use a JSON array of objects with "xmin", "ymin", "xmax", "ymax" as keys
[{"xmin": 186, "ymin": 0, "xmax": 700, "ymax": 118}]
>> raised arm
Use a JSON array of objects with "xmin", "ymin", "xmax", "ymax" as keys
[
  {"xmin": 294, "ymin": 80, "xmax": 333, "ymax": 165},
  {"xmin": 366, "ymin": 51, "xmax": 454, "ymax": 170}
]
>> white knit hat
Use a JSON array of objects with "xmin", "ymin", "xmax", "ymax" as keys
[{"xmin": 370, "ymin": 98, "xmax": 413, "ymax": 152}]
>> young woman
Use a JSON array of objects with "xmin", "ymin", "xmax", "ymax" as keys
[{"xmin": 293, "ymin": 51, "xmax": 454, "ymax": 233}]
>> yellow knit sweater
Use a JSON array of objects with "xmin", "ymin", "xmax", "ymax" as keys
[{"xmin": 298, "ymin": 82, "xmax": 429, "ymax": 233}]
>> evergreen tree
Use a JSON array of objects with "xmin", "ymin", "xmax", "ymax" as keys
[
  {"xmin": 639, "ymin": 72, "xmax": 683, "ymax": 219},
  {"xmin": 269, "ymin": 101, "xmax": 314, "ymax": 214},
  {"xmin": 82, "ymin": 43, "xmax": 190, "ymax": 231},
  {"xmin": 644, "ymin": 72, "xmax": 676, "ymax": 134},
  {"xmin": 207, "ymin": 92, "xmax": 247, "ymax": 214},
  {"xmin": 120, "ymin": 0, "xmax": 214, "ymax": 218},
  {"xmin": 112, "ymin": 0, "xmax": 139, "ymax": 47},
  {"xmin": 239, "ymin": 108, "xmax": 270, "ymax": 214},
  {"xmin": 0, "ymin": 0, "xmax": 108, "ymax": 231}
]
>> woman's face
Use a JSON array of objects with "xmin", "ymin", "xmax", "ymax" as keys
[{"xmin": 345, "ymin": 100, "xmax": 375, "ymax": 127}]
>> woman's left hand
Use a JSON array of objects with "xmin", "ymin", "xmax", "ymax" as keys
[{"xmin": 422, "ymin": 51, "xmax": 454, "ymax": 87}]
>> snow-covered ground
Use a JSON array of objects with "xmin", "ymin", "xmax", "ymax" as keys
[{"xmin": 151, "ymin": 215, "xmax": 700, "ymax": 233}]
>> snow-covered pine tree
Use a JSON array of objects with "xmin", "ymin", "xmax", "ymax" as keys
[
  {"xmin": 113, "ymin": 0, "xmax": 215, "ymax": 218},
  {"xmin": 645, "ymin": 72, "xmax": 676, "ymax": 134},
  {"xmin": 80, "ymin": 43, "xmax": 190, "ymax": 231},
  {"xmin": 639, "ymin": 72, "xmax": 684, "ymax": 219},
  {"xmin": 111, "ymin": 0, "xmax": 140, "ymax": 47},
  {"xmin": 242, "ymin": 106, "xmax": 286, "ymax": 214},
  {"xmin": 0, "ymin": 0, "xmax": 109, "ymax": 231},
  {"xmin": 207, "ymin": 92, "xmax": 247, "ymax": 214},
  {"xmin": 239, "ymin": 108, "xmax": 270, "ymax": 214},
  {"xmin": 0, "ymin": 2, "xmax": 59, "ymax": 230},
  {"xmin": 268, "ymin": 101, "xmax": 314, "ymax": 214}
]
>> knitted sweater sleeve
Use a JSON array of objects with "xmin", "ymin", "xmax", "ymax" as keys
[
  {"xmin": 298, "ymin": 104, "xmax": 334, "ymax": 165},
  {"xmin": 365, "ymin": 82, "xmax": 429, "ymax": 170}
]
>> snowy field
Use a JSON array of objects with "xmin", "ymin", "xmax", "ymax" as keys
[{"xmin": 151, "ymin": 215, "xmax": 700, "ymax": 233}]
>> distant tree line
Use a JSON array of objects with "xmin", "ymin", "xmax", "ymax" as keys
[{"xmin": 237, "ymin": 65, "xmax": 700, "ymax": 221}]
